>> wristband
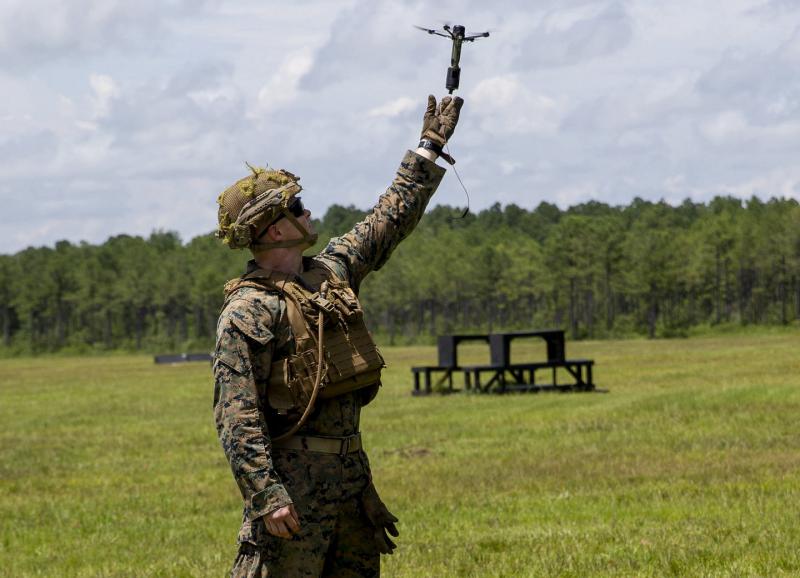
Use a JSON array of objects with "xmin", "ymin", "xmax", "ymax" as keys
[{"xmin": 417, "ymin": 139, "xmax": 443, "ymax": 156}]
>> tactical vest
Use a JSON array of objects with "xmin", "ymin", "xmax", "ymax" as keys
[{"xmin": 223, "ymin": 263, "xmax": 384, "ymax": 414}]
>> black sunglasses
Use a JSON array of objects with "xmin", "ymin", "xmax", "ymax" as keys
[
  {"xmin": 269, "ymin": 197, "xmax": 305, "ymax": 224},
  {"xmin": 258, "ymin": 197, "xmax": 306, "ymax": 240},
  {"xmin": 285, "ymin": 196, "xmax": 305, "ymax": 218}
]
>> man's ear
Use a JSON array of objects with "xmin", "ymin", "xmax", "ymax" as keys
[
  {"xmin": 263, "ymin": 223, "xmax": 281, "ymax": 241},
  {"xmin": 252, "ymin": 225, "xmax": 273, "ymax": 248}
]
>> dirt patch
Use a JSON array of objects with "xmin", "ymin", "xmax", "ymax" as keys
[{"xmin": 382, "ymin": 446, "xmax": 435, "ymax": 459}]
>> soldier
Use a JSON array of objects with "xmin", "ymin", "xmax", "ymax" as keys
[{"xmin": 213, "ymin": 94, "xmax": 463, "ymax": 577}]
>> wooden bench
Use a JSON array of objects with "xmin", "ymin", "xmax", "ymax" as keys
[
  {"xmin": 462, "ymin": 359, "xmax": 594, "ymax": 393},
  {"xmin": 411, "ymin": 334, "xmax": 489, "ymax": 395},
  {"xmin": 412, "ymin": 329, "xmax": 597, "ymax": 395},
  {"xmin": 461, "ymin": 329, "xmax": 594, "ymax": 393}
]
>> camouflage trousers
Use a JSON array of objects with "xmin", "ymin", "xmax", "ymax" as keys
[{"xmin": 231, "ymin": 449, "xmax": 381, "ymax": 578}]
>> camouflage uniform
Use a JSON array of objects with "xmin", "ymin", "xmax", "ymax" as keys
[{"xmin": 213, "ymin": 150, "xmax": 446, "ymax": 577}]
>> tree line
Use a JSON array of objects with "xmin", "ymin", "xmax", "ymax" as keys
[{"xmin": 1, "ymin": 195, "xmax": 799, "ymax": 354}]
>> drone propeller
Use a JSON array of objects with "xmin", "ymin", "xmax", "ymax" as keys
[
  {"xmin": 413, "ymin": 24, "xmax": 450, "ymax": 38},
  {"xmin": 464, "ymin": 31, "xmax": 490, "ymax": 41}
]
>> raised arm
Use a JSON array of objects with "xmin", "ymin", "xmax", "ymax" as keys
[{"xmin": 319, "ymin": 95, "xmax": 463, "ymax": 290}]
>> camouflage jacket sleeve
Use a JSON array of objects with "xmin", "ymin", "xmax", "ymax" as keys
[
  {"xmin": 317, "ymin": 150, "xmax": 446, "ymax": 290},
  {"xmin": 213, "ymin": 291, "xmax": 292, "ymax": 521}
]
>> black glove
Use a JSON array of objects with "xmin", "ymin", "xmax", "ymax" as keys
[{"xmin": 361, "ymin": 482, "xmax": 400, "ymax": 555}]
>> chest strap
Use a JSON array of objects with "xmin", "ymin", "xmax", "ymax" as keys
[{"xmin": 272, "ymin": 433, "xmax": 362, "ymax": 457}]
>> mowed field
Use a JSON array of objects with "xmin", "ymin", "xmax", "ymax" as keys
[{"xmin": 2, "ymin": 333, "xmax": 800, "ymax": 577}]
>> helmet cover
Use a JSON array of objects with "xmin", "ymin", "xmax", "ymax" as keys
[{"xmin": 216, "ymin": 164, "xmax": 302, "ymax": 250}]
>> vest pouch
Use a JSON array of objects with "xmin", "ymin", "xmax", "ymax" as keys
[
  {"xmin": 266, "ymin": 359, "xmax": 295, "ymax": 414},
  {"xmin": 319, "ymin": 369, "xmax": 383, "ymax": 399},
  {"xmin": 329, "ymin": 287, "xmax": 363, "ymax": 323},
  {"xmin": 324, "ymin": 328, "xmax": 385, "ymax": 382},
  {"xmin": 338, "ymin": 289, "xmax": 359, "ymax": 311},
  {"xmin": 287, "ymin": 348, "xmax": 328, "ymax": 406}
]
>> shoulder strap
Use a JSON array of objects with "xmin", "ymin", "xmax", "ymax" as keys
[
  {"xmin": 224, "ymin": 268, "xmax": 319, "ymax": 349},
  {"xmin": 223, "ymin": 267, "xmax": 290, "ymax": 299}
]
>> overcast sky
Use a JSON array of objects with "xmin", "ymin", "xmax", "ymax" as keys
[{"xmin": 1, "ymin": 0, "xmax": 799, "ymax": 253}]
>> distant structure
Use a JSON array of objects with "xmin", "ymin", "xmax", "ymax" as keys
[{"xmin": 412, "ymin": 329, "xmax": 596, "ymax": 395}]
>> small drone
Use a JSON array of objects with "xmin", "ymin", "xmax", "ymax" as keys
[{"xmin": 415, "ymin": 24, "xmax": 490, "ymax": 93}]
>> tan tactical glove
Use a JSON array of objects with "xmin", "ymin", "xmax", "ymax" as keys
[
  {"xmin": 419, "ymin": 95, "xmax": 464, "ymax": 164},
  {"xmin": 361, "ymin": 482, "xmax": 400, "ymax": 555}
]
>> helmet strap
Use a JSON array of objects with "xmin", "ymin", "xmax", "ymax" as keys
[{"xmin": 250, "ymin": 209, "xmax": 318, "ymax": 251}]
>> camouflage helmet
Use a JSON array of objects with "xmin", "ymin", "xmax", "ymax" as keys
[{"xmin": 216, "ymin": 164, "xmax": 303, "ymax": 250}]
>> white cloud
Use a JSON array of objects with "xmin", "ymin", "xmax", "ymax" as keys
[
  {"xmin": 256, "ymin": 50, "xmax": 315, "ymax": 113},
  {"xmin": 554, "ymin": 182, "xmax": 601, "ymax": 207},
  {"xmin": 515, "ymin": 1, "xmax": 634, "ymax": 70},
  {"xmin": 368, "ymin": 97, "xmax": 417, "ymax": 118},
  {"xmin": 500, "ymin": 160, "xmax": 523, "ymax": 176},
  {"xmin": 748, "ymin": 0, "xmax": 800, "ymax": 17},
  {"xmin": 0, "ymin": 0, "xmax": 202, "ymax": 67},
  {"xmin": 470, "ymin": 75, "xmax": 562, "ymax": 135},
  {"xmin": 89, "ymin": 74, "xmax": 120, "ymax": 118},
  {"xmin": 543, "ymin": 4, "xmax": 611, "ymax": 32},
  {"xmin": 669, "ymin": 167, "xmax": 800, "ymax": 202},
  {"xmin": 701, "ymin": 110, "xmax": 749, "ymax": 143}
]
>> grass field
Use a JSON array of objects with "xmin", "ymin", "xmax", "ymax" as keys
[{"xmin": 1, "ymin": 332, "xmax": 800, "ymax": 577}]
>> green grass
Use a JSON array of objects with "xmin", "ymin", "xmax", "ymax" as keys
[{"xmin": 1, "ymin": 333, "xmax": 800, "ymax": 577}]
